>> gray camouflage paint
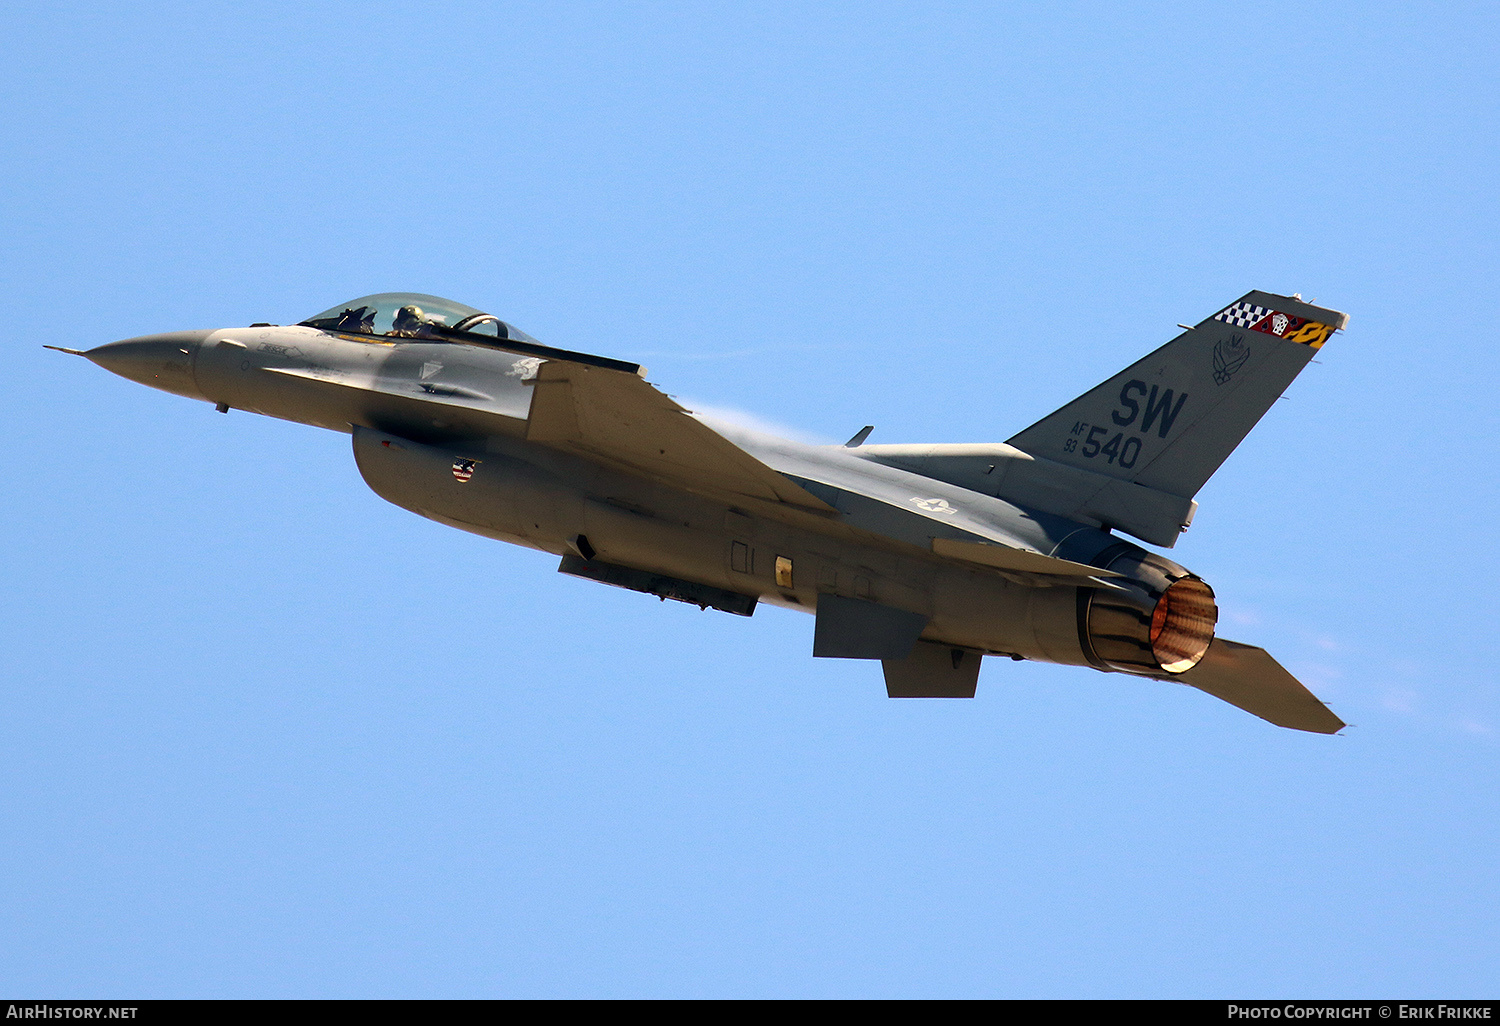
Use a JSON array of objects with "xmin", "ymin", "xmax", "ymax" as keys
[{"xmin": 64, "ymin": 289, "xmax": 1348, "ymax": 732}]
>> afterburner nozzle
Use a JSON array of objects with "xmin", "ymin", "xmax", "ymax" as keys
[
  {"xmin": 1149, "ymin": 578, "xmax": 1217, "ymax": 673},
  {"xmin": 1081, "ymin": 546, "xmax": 1218, "ymax": 676}
]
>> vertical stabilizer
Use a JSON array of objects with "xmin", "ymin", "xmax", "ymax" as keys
[{"xmin": 1005, "ymin": 292, "xmax": 1347, "ymax": 502}]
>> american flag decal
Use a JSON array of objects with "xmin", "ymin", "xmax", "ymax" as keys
[{"xmin": 451, "ymin": 459, "xmax": 477, "ymax": 483}]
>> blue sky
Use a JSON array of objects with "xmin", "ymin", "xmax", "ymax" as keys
[{"xmin": 2, "ymin": 1, "xmax": 1497, "ymax": 997}]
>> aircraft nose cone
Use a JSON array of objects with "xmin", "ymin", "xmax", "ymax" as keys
[{"xmin": 85, "ymin": 330, "xmax": 214, "ymax": 398}]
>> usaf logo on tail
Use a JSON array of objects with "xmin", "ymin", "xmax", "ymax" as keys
[{"xmin": 1213, "ymin": 334, "xmax": 1250, "ymax": 385}]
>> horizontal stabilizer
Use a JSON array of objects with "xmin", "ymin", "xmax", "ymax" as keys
[
  {"xmin": 1177, "ymin": 638, "xmax": 1344, "ymax": 734},
  {"xmin": 884, "ymin": 641, "xmax": 980, "ymax": 698},
  {"xmin": 814, "ymin": 594, "xmax": 928, "ymax": 660}
]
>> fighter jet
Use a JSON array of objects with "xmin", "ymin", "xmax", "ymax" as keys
[{"xmin": 52, "ymin": 290, "xmax": 1347, "ymax": 732}]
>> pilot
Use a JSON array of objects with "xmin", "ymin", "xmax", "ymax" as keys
[{"xmin": 391, "ymin": 304, "xmax": 434, "ymax": 338}]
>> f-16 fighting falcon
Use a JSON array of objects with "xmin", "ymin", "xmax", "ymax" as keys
[{"xmin": 52, "ymin": 290, "xmax": 1348, "ymax": 732}]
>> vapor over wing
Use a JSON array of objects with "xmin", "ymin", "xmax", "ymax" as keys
[{"xmin": 525, "ymin": 361, "xmax": 836, "ymax": 512}]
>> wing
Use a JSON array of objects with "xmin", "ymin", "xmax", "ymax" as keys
[
  {"xmin": 524, "ymin": 361, "xmax": 836, "ymax": 512},
  {"xmin": 1177, "ymin": 638, "xmax": 1345, "ymax": 734}
]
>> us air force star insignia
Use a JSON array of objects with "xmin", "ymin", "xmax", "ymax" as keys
[{"xmin": 911, "ymin": 497, "xmax": 957, "ymax": 514}]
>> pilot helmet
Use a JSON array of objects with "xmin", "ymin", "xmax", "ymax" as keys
[{"xmin": 393, "ymin": 304, "xmax": 425, "ymax": 334}]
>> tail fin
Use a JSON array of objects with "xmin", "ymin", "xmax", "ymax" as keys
[{"xmin": 1006, "ymin": 291, "xmax": 1347, "ymax": 501}]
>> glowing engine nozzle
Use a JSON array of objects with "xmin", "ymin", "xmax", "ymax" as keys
[
  {"xmin": 1081, "ymin": 546, "xmax": 1218, "ymax": 676},
  {"xmin": 1150, "ymin": 577, "xmax": 1217, "ymax": 673}
]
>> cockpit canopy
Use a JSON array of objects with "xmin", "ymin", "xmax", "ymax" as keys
[{"xmin": 300, "ymin": 292, "xmax": 540, "ymax": 344}]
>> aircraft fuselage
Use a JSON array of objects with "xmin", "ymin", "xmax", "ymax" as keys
[
  {"xmin": 65, "ymin": 287, "xmax": 1347, "ymax": 731},
  {"xmin": 89, "ymin": 323, "xmax": 1119, "ymax": 667}
]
